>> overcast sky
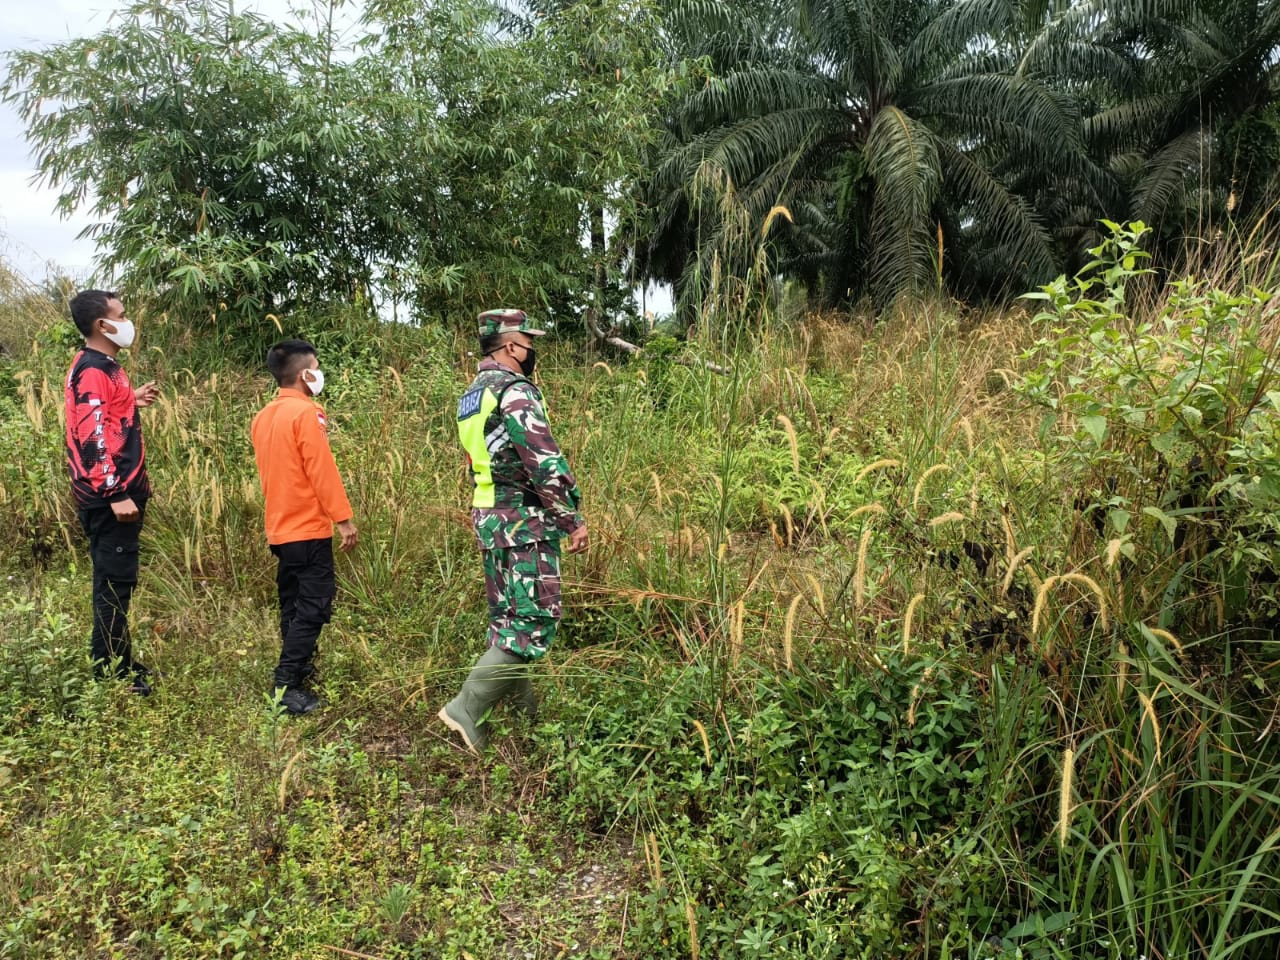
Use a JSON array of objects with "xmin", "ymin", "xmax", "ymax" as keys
[
  {"xmin": 2, "ymin": 1, "xmax": 100, "ymax": 282},
  {"xmin": 0, "ymin": 0, "xmax": 361, "ymax": 284}
]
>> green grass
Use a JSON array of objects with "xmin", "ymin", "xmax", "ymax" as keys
[{"xmin": 1, "ymin": 244, "xmax": 1278, "ymax": 959}]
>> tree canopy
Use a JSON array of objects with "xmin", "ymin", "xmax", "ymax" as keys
[{"xmin": 5, "ymin": 0, "xmax": 1279, "ymax": 326}]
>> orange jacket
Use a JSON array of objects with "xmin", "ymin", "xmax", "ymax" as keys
[{"xmin": 251, "ymin": 387, "xmax": 353, "ymax": 545}]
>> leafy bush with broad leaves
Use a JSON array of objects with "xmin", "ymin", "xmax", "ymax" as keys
[{"xmin": 1017, "ymin": 219, "xmax": 1280, "ymax": 629}]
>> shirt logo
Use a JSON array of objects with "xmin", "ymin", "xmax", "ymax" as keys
[{"xmin": 457, "ymin": 388, "xmax": 484, "ymax": 420}]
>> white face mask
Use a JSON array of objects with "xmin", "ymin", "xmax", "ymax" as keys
[
  {"xmin": 302, "ymin": 367, "xmax": 325, "ymax": 396},
  {"xmin": 102, "ymin": 318, "xmax": 136, "ymax": 349}
]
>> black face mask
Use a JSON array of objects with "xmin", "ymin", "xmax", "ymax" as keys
[{"xmin": 517, "ymin": 345, "xmax": 536, "ymax": 377}]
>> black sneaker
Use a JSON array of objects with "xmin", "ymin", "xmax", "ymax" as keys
[
  {"xmin": 280, "ymin": 686, "xmax": 323, "ymax": 715},
  {"xmin": 128, "ymin": 674, "xmax": 153, "ymax": 697}
]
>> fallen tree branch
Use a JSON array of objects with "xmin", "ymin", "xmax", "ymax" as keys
[{"xmin": 586, "ymin": 308, "xmax": 732, "ymax": 376}]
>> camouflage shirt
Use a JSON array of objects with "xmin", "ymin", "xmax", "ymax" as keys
[{"xmin": 458, "ymin": 360, "xmax": 583, "ymax": 550}]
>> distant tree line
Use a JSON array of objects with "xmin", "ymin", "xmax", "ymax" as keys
[{"xmin": 5, "ymin": 0, "xmax": 1279, "ymax": 332}]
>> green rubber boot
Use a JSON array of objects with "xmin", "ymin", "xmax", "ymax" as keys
[
  {"xmin": 438, "ymin": 646, "xmax": 523, "ymax": 754},
  {"xmin": 511, "ymin": 672, "xmax": 539, "ymax": 721}
]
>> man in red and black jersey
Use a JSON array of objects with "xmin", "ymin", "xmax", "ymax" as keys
[{"xmin": 64, "ymin": 290, "xmax": 159, "ymax": 694}]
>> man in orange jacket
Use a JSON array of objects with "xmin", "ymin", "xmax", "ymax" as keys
[{"xmin": 251, "ymin": 339, "xmax": 358, "ymax": 715}]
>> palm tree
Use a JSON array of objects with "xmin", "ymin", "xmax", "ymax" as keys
[
  {"xmin": 1065, "ymin": 0, "xmax": 1280, "ymax": 243},
  {"xmin": 645, "ymin": 0, "xmax": 1089, "ymax": 307}
]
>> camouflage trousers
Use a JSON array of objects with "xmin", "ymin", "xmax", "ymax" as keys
[{"xmin": 482, "ymin": 539, "xmax": 562, "ymax": 660}]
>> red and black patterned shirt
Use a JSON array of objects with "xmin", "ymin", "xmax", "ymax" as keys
[{"xmin": 64, "ymin": 347, "xmax": 150, "ymax": 506}]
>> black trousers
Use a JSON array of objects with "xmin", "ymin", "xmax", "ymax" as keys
[
  {"xmin": 271, "ymin": 538, "xmax": 335, "ymax": 688},
  {"xmin": 78, "ymin": 501, "xmax": 146, "ymax": 677}
]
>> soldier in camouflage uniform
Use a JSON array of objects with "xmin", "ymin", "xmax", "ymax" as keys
[{"xmin": 439, "ymin": 309, "xmax": 589, "ymax": 753}]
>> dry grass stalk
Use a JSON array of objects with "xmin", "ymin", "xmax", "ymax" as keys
[
  {"xmin": 778, "ymin": 502, "xmax": 794, "ymax": 545},
  {"xmin": 1001, "ymin": 505, "xmax": 1017, "ymax": 563},
  {"xmin": 686, "ymin": 899, "xmax": 700, "ymax": 960},
  {"xmin": 911, "ymin": 463, "xmax": 951, "ymax": 512},
  {"xmin": 1000, "ymin": 546, "xmax": 1036, "ymax": 598},
  {"xmin": 1058, "ymin": 747, "xmax": 1075, "ymax": 846},
  {"xmin": 592, "ymin": 360, "xmax": 614, "ymax": 375},
  {"xmin": 650, "ymin": 471, "xmax": 664, "ymax": 510},
  {"xmin": 644, "ymin": 832, "xmax": 663, "ymax": 889},
  {"xmin": 761, "ymin": 203, "xmax": 794, "ymax": 238},
  {"xmin": 385, "ymin": 365, "xmax": 403, "ymax": 393},
  {"xmin": 957, "ymin": 416, "xmax": 974, "ymax": 454},
  {"xmin": 808, "ymin": 478, "xmax": 831, "ymax": 537},
  {"xmin": 928, "ymin": 511, "xmax": 965, "ymax": 528},
  {"xmin": 277, "ymin": 749, "xmax": 305, "ymax": 811},
  {"xmin": 902, "ymin": 592, "xmax": 925, "ymax": 654},
  {"xmin": 1031, "ymin": 575, "xmax": 1059, "ymax": 638},
  {"xmin": 1136, "ymin": 689, "xmax": 1163, "ymax": 763},
  {"xmin": 783, "ymin": 594, "xmax": 802, "ymax": 669},
  {"xmin": 730, "ymin": 600, "xmax": 745, "ymax": 663},
  {"xmin": 855, "ymin": 458, "xmax": 899, "ymax": 484},
  {"xmin": 1059, "ymin": 573, "xmax": 1109, "ymax": 631},
  {"xmin": 805, "ymin": 573, "xmax": 826, "ymax": 614},
  {"xmin": 849, "ymin": 502, "xmax": 886, "ymax": 520},
  {"xmin": 1116, "ymin": 641, "xmax": 1130, "ymax": 696},
  {"xmin": 691, "ymin": 719, "xmax": 712, "ymax": 767},
  {"xmin": 777, "ymin": 414, "xmax": 801, "ymax": 474},
  {"xmin": 1147, "ymin": 626, "xmax": 1184, "ymax": 656},
  {"xmin": 210, "ymin": 474, "xmax": 224, "ymax": 524},
  {"xmin": 1032, "ymin": 572, "xmax": 1110, "ymax": 638},
  {"xmin": 855, "ymin": 526, "xmax": 875, "ymax": 609},
  {"xmin": 1104, "ymin": 538, "xmax": 1126, "ymax": 569},
  {"xmin": 22, "ymin": 382, "xmax": 43, "ymax": 431}
]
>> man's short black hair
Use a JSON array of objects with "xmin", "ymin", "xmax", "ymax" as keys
[
  {"xmin": 479, "ymin": 331, "xmax": 526, "ymax": 357},
  {"xmin": 479, "ymin": 332, "xmax": 505, "ymax": 357},
  {"xmin": 69, "ymin": 289, "xmax": 119, "ymax": 337},
  {"xmin": 266, "ymin": 339, "xmax": 317, "ymax": 386}
]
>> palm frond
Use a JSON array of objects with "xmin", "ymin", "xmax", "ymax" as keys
[
  {"xmin": 865, "ymin": 106, "xmax": 942, "ymax": 301},
  {"xmin": 911, "ymin": 73, "xmax": 1083, "ymax": 153},
  {"xmin": 1132, "ymin": 125, "xmax": 1211, "ymax": 226},
  {"xmin": 937, "ymin": 139, "xmax": 1057, "ymax": 284}
]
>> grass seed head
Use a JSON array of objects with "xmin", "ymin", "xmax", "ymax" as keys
[
  {"xmin": 1058, "ymin": 747, "xmax": 1075, "ymax": 846},
  {"xmin": 903, "ymin": 592, "xmax": 925, "ymax": 654},
  {"xmin": 1001, "ymin": 546, "xmax": 1036, "ymax": 598},
  {"xmin": 784, "ymin": 594, "xmax": 803, "ymax": 669},
  {"xmin": 912, "ymin": 463, "xmax": 952, "ymax": 512},
  {"xmin": 776, "ymin": 413, "xmax": 801, "ymax": 474},
  {"xmin": 855, "ymin": 526, "xmax": 875, "ymax": 608},
  {"xmin": 855, "ymin": 458, "xmax": 899, "ymax": 484}
]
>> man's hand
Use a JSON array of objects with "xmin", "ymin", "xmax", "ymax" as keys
[
  {"xmin": 336, "ymin": 519, "xmax": 359, "ymax": 553},
  {"xmin": 111, "ymin": 497, "xmax": 142, "ymax": 523},
  {"xmin": 133, "ymin": 382, "xmax": 160, "ymax": 408},
  {"xmin": 566, "ymin": 523, "xmax": 589, "ymax": 555}
]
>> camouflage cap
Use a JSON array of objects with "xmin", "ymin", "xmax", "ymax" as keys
[{"xmin": 478, "ymin": 309, "xmax": 546, "ymax": 338}]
